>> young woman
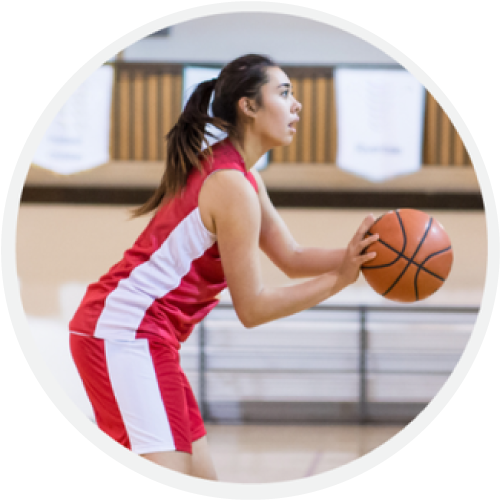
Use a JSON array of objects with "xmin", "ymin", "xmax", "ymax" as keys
[{"xmin": 69, "ymin": 54, "xmax": 378, "ymax": 480}]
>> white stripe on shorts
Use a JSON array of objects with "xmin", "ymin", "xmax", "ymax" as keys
[{"xmin": 104, "ymin": 338, "xmax": 176, "ymax": 454}]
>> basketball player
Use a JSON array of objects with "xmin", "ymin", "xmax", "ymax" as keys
[{"xmin": 69, "ymin": 54, "xmax": 378, "ymax": 479}]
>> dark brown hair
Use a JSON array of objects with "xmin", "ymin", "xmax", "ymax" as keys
[{"xmin": 132, "ymin": 54, "xmax": 276, "ymax": 217}]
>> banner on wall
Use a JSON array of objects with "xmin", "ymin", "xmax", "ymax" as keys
[
  {"xmin": 32, "ymin": 65, "xmax": 114, "ymax": 175},
  {"xmin": 183, "ymin": 66, "xmax": 269, "ymax": 171},
  {"xmin": 335, "ymin": 68, "xmax": 426, "ymax": 182}
]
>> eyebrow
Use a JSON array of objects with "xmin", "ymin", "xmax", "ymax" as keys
[{"xmin": 277, "ymin": 83, "xmax": 292, "ymax": 89}]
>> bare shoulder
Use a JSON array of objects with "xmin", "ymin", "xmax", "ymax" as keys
[
  {"xmin": 198, "ymin": 168, "xmax": 260, "ymax": 234},
  {"xmin": 203, "ymin": 168, "xmax": 256, "ymax": 198},
  {"xmin": 200, "ymin": 168, "xmax": 258, "ymax": 210}
]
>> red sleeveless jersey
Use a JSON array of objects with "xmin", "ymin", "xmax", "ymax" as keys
[{"xmin": 69, "ymin": 139, "xmax": 258, "ymax": 348}]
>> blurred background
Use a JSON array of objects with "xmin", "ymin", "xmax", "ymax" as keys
[{"xmin": 17, "ymin": 12, "xmax": 485, "ymax": 483}]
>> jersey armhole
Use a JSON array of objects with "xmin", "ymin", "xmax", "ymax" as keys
[{"xmin": 245, "ymin": 170, "xmax": 259, "ymax": 194}]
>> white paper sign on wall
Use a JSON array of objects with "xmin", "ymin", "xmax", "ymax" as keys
[
  {"xmin": 335, "ymin": 67, "xmax": 426, "ymax": 182},
  {"xmin": 32, "ymin": 65, "xmax": 114, "ymax": 175}
]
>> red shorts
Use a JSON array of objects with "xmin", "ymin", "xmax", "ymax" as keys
[{"xmin": 70, "ymin": 333, "xmax": 206, "ymax": 455}]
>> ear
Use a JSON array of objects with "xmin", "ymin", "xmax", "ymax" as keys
[{"xmin": 238, "ymin": 97, "xmax": 258, "ymax": 118}]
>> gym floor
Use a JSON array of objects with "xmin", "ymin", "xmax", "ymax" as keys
[{"xmin": 204, "ymin": 423, "xmax": 404, "ymax": 483}]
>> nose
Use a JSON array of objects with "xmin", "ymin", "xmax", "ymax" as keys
[{"xmin": 293, "ymin": 96, "xmax": 302, "ymax": 113}]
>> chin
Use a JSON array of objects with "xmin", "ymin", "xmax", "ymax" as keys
[
  {"xmin": 267, "ymin": 132, "xmax": 295, "ymax": 149},
  {"xmin": 279, "ymin": 134, "xmax": 295, "ymax": 146}
]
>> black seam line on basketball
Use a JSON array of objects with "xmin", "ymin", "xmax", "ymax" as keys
[
  {"xmin": 363, "ymin": 233, "xmax": 404, "ymax": 268},
  {"xmin": 414, "ymin": 246, "xmax": 452, "ymax": 284},
  {"xmin": 364, "ymin": 237, "xmax": 449, "ymax": 279},
  {"xmin": 414, "ymin": 246, "xmax": 452, "ymax": 301},
  {"xmin": 383, "ymin": 217, "xmax": 434, "ymax": 298},
  {"xmin": 363, "ymin": 211, "xmax": 408, "ymax": 269}
]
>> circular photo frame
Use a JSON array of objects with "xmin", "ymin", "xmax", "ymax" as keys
[{"xmin": 2, "ymin": 2, "xmax": 499, "ymax": 499}]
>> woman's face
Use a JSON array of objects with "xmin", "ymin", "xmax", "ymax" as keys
[{"xmin": 244, "ymin": 66, "xmax": 302, "ymax": 148}]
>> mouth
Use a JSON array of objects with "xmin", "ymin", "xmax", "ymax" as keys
[{"xmin": 288, "ymin": 117, "xmax": 299, "ymax": 132}]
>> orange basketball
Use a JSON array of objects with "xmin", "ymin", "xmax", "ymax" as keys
[{"xmin": 361, "ymin": 209, "xmax": 453, "ymax": 302}]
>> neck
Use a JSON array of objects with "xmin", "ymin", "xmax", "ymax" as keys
[{"xmin": 229, "ymin": 134, "xmax": 268, "ymax": 172}]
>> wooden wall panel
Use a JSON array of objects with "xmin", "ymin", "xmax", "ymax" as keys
[
  {"xmin": 110, "ymin": 63, "xmax": 472, "ymax": 168},
  {"xmin": 108, "ymin": 71, "xmax": 117, "ymax": 159},
  {"xmin": 300, "ymin": 77, "xmax": 314, "ymax": 163},
  {"xmin": 133, "ymin": 73, "xmax": 145, "ymax": 160},
  {"xmin": 439, "ymin": 106, "xmax": 452, "ymax": 166},
  {"xmin": 172, "ymin": 74, "xmax": 183, "ymax": 126},
  {"xmin": 118, "ymin": 70, "xmax": 130, "ymax": 160},
  {"xmin": 424, "ymin": 92, "xmax": 439, "ymax": 165},
  {"xmin": 453, "ymin": 128, "xmax": 466, "ymax": 165},
  {"xmin": 423, "ymin": 92, "xmax": 471, "ymax": 167},
  {"xmin": 160, "ymin": 73, "xmax": 173, "ymax": 161},
  {"xmin": 147, "ymin": 74, "xmax": 159, "ymax": 161},
  {"xmin": 112, "ymin": 66, "xmax": 184, "ymax": 162},
  {"xmin": 314, "ymin": 77, "xmax": 328, "ymax": 163}
]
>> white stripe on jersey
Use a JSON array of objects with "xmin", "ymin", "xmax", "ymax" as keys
[{"xmin": 94, "ymin": 208, "xmax": 216, "ymax": 340}]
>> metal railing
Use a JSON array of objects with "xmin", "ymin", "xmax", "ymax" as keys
[{"xmin": 186, "ymin": 302, "xmax": 479, "ymax": 424}]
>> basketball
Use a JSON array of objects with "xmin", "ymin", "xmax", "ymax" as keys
[{"xmin": 361, "ymin": 209, "xmax": 453, "ymax": 302}]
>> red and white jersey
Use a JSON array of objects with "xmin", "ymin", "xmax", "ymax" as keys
[{"xmin": 69, "ymin": 139, "xmax": 258, "ymax": 348}]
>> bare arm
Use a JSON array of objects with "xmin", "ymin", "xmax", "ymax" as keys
[
  {"xmin": 199, "ymin": 169, "xmax": 377, "ymax": 328},
  {"xmin": 252, "ymin": 169, "xmax": 346, "ymax": 278}
]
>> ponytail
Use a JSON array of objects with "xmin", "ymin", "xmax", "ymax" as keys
[
  {"xmin": 132, "ymin": 54, "xmax": 276, "ymax": 218},
  {"xmin": 132, "ymin": 78, "xmax": 230, "ymax": 217}
]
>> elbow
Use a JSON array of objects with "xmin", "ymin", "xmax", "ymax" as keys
[
  {"xmin": 283, "ymin": 267, "xmax": 303, "ymax": 280},
  {"xmin": 272, "ymin": 259, "xmax": 299, "ymax": 280},
  {"xmin": 234, "ymin": 305, "xmax": 263, "ymax": 329},
  {"xmin": 280, "ymin": 262, "xmax": 306, "ymax": 280},
  {"xmin": 237, "ymin": 312, "xmax": 260, "ymax": 329}
]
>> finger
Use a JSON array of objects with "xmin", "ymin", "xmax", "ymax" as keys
[
  {"xmin": 362, "ymin": 214, "xmax": 376, "ymax": 231},
  {"xmin": 355, "ymin": 214, "xmax": 376, "ymax": 240},
  {"xmin": 355, "ymin": 233, "xmax": 379, "ymax": 255},
  {"xmin": 362, "ymin": 233, "xmax": 379, "ymax": 247},
  {"xmin": 357, "ymin": 251, "xmax": 377, "ymax": 264}
]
